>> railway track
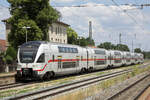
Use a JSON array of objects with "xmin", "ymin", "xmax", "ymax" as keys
[
  {"xmin": 0, "ymin": 62, "xmax": 149, "ymax": 95},
  {"xmin": 134, "ymin": 84, "xmax": 150, "ymax": 100},
  {"xmin": 0, "ymin": 75, "xmax": 15, "ymax": 79},
  {"xmin": 5, "ymin": 69, "xmax": 133, "ymax": 100},
  {"xmin": 107, "ymin": 72, "xmax": 150, "ymax": 100},
  {"xmin": 0, "ymin": 82, "xmax": 36, "ymax": 91},
  {"xmin": 0, "ymin": 68, "xmax": 131, "ymax": 91}
]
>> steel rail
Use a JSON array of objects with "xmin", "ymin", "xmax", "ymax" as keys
[
  {"xmin": 8, "ymin": 69, "xmax": 132, "ymax": 100},
  {"xmin": 134, "ymin": 84, "xmax": 150, "ymax": 100},
  {"xmin": 107, "ymin": 73, "xmax": 150, "ymax": 100}
]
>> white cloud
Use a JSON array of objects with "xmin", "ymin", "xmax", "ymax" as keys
[
  {"xmin": 51, "ymin": 0, "xmax": 75, "ymax": 3},
  {"xmin": 56, "ymin": 2, "xmax": 150, "ymax": 51},
  {"xmin": 0, "ymin": 6, "xmax": 10, "ymax": 39},
  {"xmin": 0, "ymin": 1, "xmax": 150, "ymax": 51}
]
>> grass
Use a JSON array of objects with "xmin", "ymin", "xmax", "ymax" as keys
[
  {"xmin": 0, "ymin": 85, "xmax": 40, "ymax": 98},
  {"xmin": 0, "ymin": 72, "xmax": 16, "ymax": 77}
]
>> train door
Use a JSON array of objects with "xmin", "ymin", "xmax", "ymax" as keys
[
  {"xmin": 87, "ymin": 50, "xmax": 89, "ymax": 69},
  {"xmin": 109, "ymin": 52, "xmax": 111, "ymax": 65},
  {"xmin": 43, "ymin": 45, "xmax": 49, "ymax": 70},
  {"xmin": 61, "ymin": 53, "xmax": 78, "ymax": 75},
  {"xmin": 57, "ymin": 56, "xmax": 62, "ymax": 72}
]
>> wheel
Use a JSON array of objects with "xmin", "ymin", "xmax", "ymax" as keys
[
  {"xmin": 80, "ymin": 68, "xmax": 86, "ymax": 74},
  {"xmin": 15, "ymin": 74, "xmax": 22, "ymax": 82},
  {"xmin": 43, "ymin": 72, "xmax": 54, "ymax": 81},
  {"xmin": 88, "ymin": 67, "xmax": 93, "ymax": 73},
  {"xmin": 107, "ymin": 65, "xmax": 111, "ymax": 69}
]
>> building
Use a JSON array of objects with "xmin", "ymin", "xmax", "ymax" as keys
[
  {"xmin": 0, "ymin": 39, "xmax": 6, "ymax": 53},
  {"xmin": 2, "ymin": 20, "xmax": 69, "ymax": 45},
  {"xmin": 49, "ymin": 21, "xmax": 69, "ymax": 43}
]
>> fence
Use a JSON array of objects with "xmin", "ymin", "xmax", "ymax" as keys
[{"xmin": 0, "ymin": 64, "xmax": 17, "ymax": 73}]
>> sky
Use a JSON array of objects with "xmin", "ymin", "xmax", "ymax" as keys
[{"xmin": 0, "ymin": 0, "xmax": 150, "ymax": 51}]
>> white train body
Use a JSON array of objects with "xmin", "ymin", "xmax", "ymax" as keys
[
  {"xmin": 16, "ymin": 41, "xmax": 144, "ymax": 80},
  {"xmin": 108, "ymin": 50, "xmax": 123, "ymax": 67}
]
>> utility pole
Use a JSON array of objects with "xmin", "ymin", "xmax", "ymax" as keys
[
  {"xmin": 132, "ymin": 40, "xmax": 133, "ymax": 53},
  {"xmin": 118, "ymin": 33, "xmax": 122, "ymax": 51},
  {"xmin": 131, "ymin": 34, "xmax": 136, "ymax": 53},
  {"xmin": 119, "ymin": 33, "xmax": 121, "ymax": 44},
  {"xmin": 22, "ymin": 26, "xmax": 31, "ymax": 43}
]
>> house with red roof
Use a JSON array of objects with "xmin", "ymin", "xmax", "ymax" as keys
[{"xmin": 0, "ymin": 39, "xmax": 6, "ymax": 53}]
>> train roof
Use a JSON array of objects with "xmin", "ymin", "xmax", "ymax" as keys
[
  {"xmin": 20, "ymin": 41, "xmax": 47, "ymax": 48},
  {"xmin": 86, "ymin": 47, "xmax": 106, "ymax": 51},
  {"xmin": 20, "ymin": 41, "xmax": 83, "ymax": 48}
]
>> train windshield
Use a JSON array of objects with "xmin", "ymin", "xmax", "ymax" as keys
[
  {"xmin": 20, "ymin": 51, "xmax": 35, "ymax": 63},
  {"xmin": 19, "ymin": 41, "xmax": 41, "ymax": 63}
]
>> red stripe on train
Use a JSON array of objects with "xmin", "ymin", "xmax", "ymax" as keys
[{"xmin": 36, "ymin": 58, "xmax": 138, "ymax": 71}]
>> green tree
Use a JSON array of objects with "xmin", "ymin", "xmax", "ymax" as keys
[
  {"xmin": 98, "ymin": 42, "xmax": 114, "ymax": 50},
  {"xmin": 8, "ymin": 19, "xmax": 43, "ymax": 49},
  {"xmin": 134, "ymin": 48, "xmax": 142, "ymax": 53},
  {"xmin": 142, "ymin": 51, "xmax": 150, "ymax": 59},
  {"xmin": 116, "ymin": 44, "xmax": 130, "ymax": 51},
  {"xmin": 67, "ymin": 27, "xmax": 78, "ymax": 44},
  {"xmin": 0, "ymin": 47, "xmax": 17, "ymax": 72},
  {"xmin": 98, "ymin": 42, "xmax": 130, "ymax": 51},
  {"xmin": 7, "ymin": 0, "xmax": 60, "ymax": 49},
  {"xmin": 3, "ymin": 47, "xmax": 17, "ymax": 64},
  {"xmin": 97, "ymin": 42, "xmax": 116, "ymax": 50},
  {"xmin": 86, "ymin": 37, "xmax": 95, "ymax": 46},
  {"xmin": 77, "ymin": 37, "xmax": 88, "ymax": 46}
]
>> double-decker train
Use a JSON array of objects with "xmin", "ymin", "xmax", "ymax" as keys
[{"xmin": 16, "ymin": 41, "xmax": 144, "ymax": 80}]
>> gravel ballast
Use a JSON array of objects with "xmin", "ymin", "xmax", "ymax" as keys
[{"xmin": 85, "ymin": 71, "xmax": 150, "ymax": 100}]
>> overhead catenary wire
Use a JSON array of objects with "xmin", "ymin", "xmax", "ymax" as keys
[{"xmin": 111, "ymin": 0, "xmax": 145, "ymax": 32}]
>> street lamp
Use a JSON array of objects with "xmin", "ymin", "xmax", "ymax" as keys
[
  {"xmin": 22, "ymin": 26, "xmax": 31, "ymax": 43},
  {"xmin": 77, "ymin": 36, "xmax": 82, "ymax": 46}
]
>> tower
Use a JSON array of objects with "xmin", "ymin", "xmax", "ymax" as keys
[{"xmin": 89, "ymin": 21, "xmax": 92, "ymax": 40}]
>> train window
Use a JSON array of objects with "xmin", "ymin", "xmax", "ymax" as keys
[
  {"xmin": 74, "ymin": 48, "xmax": 78, "ymax": 53},
  {"xmin": 114, "ymin": 52, "xmax": 121, "ymax": 55},
  {"xmin": 62, "ymin": 47, "xmax": 65, "ymax": 52},
  {"xmin": 94, "ymin": 50, "xmax": 105, "ymax": 55},
  {"xmin": 20, "ymin": 51, "xmax": 35, "ymax": 63},
  {"xmin": 115, "ymin": 60, "xmax": 121, "ymax": 63},
  {"xmin": 72, "ymin": 48, "xmax": 75, "ymax": 53},
  {"xmin": 63, "ymin": 62, "xmax": 76, "ymax": 68},
  {"xmin": 96, "ymin": 61, "xmax": 106, "ymax": 65},
  {"xmin": 126, "ymin": 53, "xmax": 131, "ymax": 57},
  {"xmin": 37, "ymin": 53, "xmax": 45, "ymax": 63},
  {"xmin": 58, "ymin": 46, "xmax": 78, "ymax": 53},
  {"xmin": 68, "ymin": 48, "xmax": 72, "ymax": 53},
  {"xmin": 71, "ymin": 48, "xmax": 74, "ymax": 53},
  {"xmin": 58, "ymin": 47, "xmax": 62, "ymax": 52},
  {"xmin": 58, "ymin": 47, "xmax": 64, "ymax": 53},
  {"xmin": 65, "ymin": 47, "xmax": 69, "ymax": 53}
]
